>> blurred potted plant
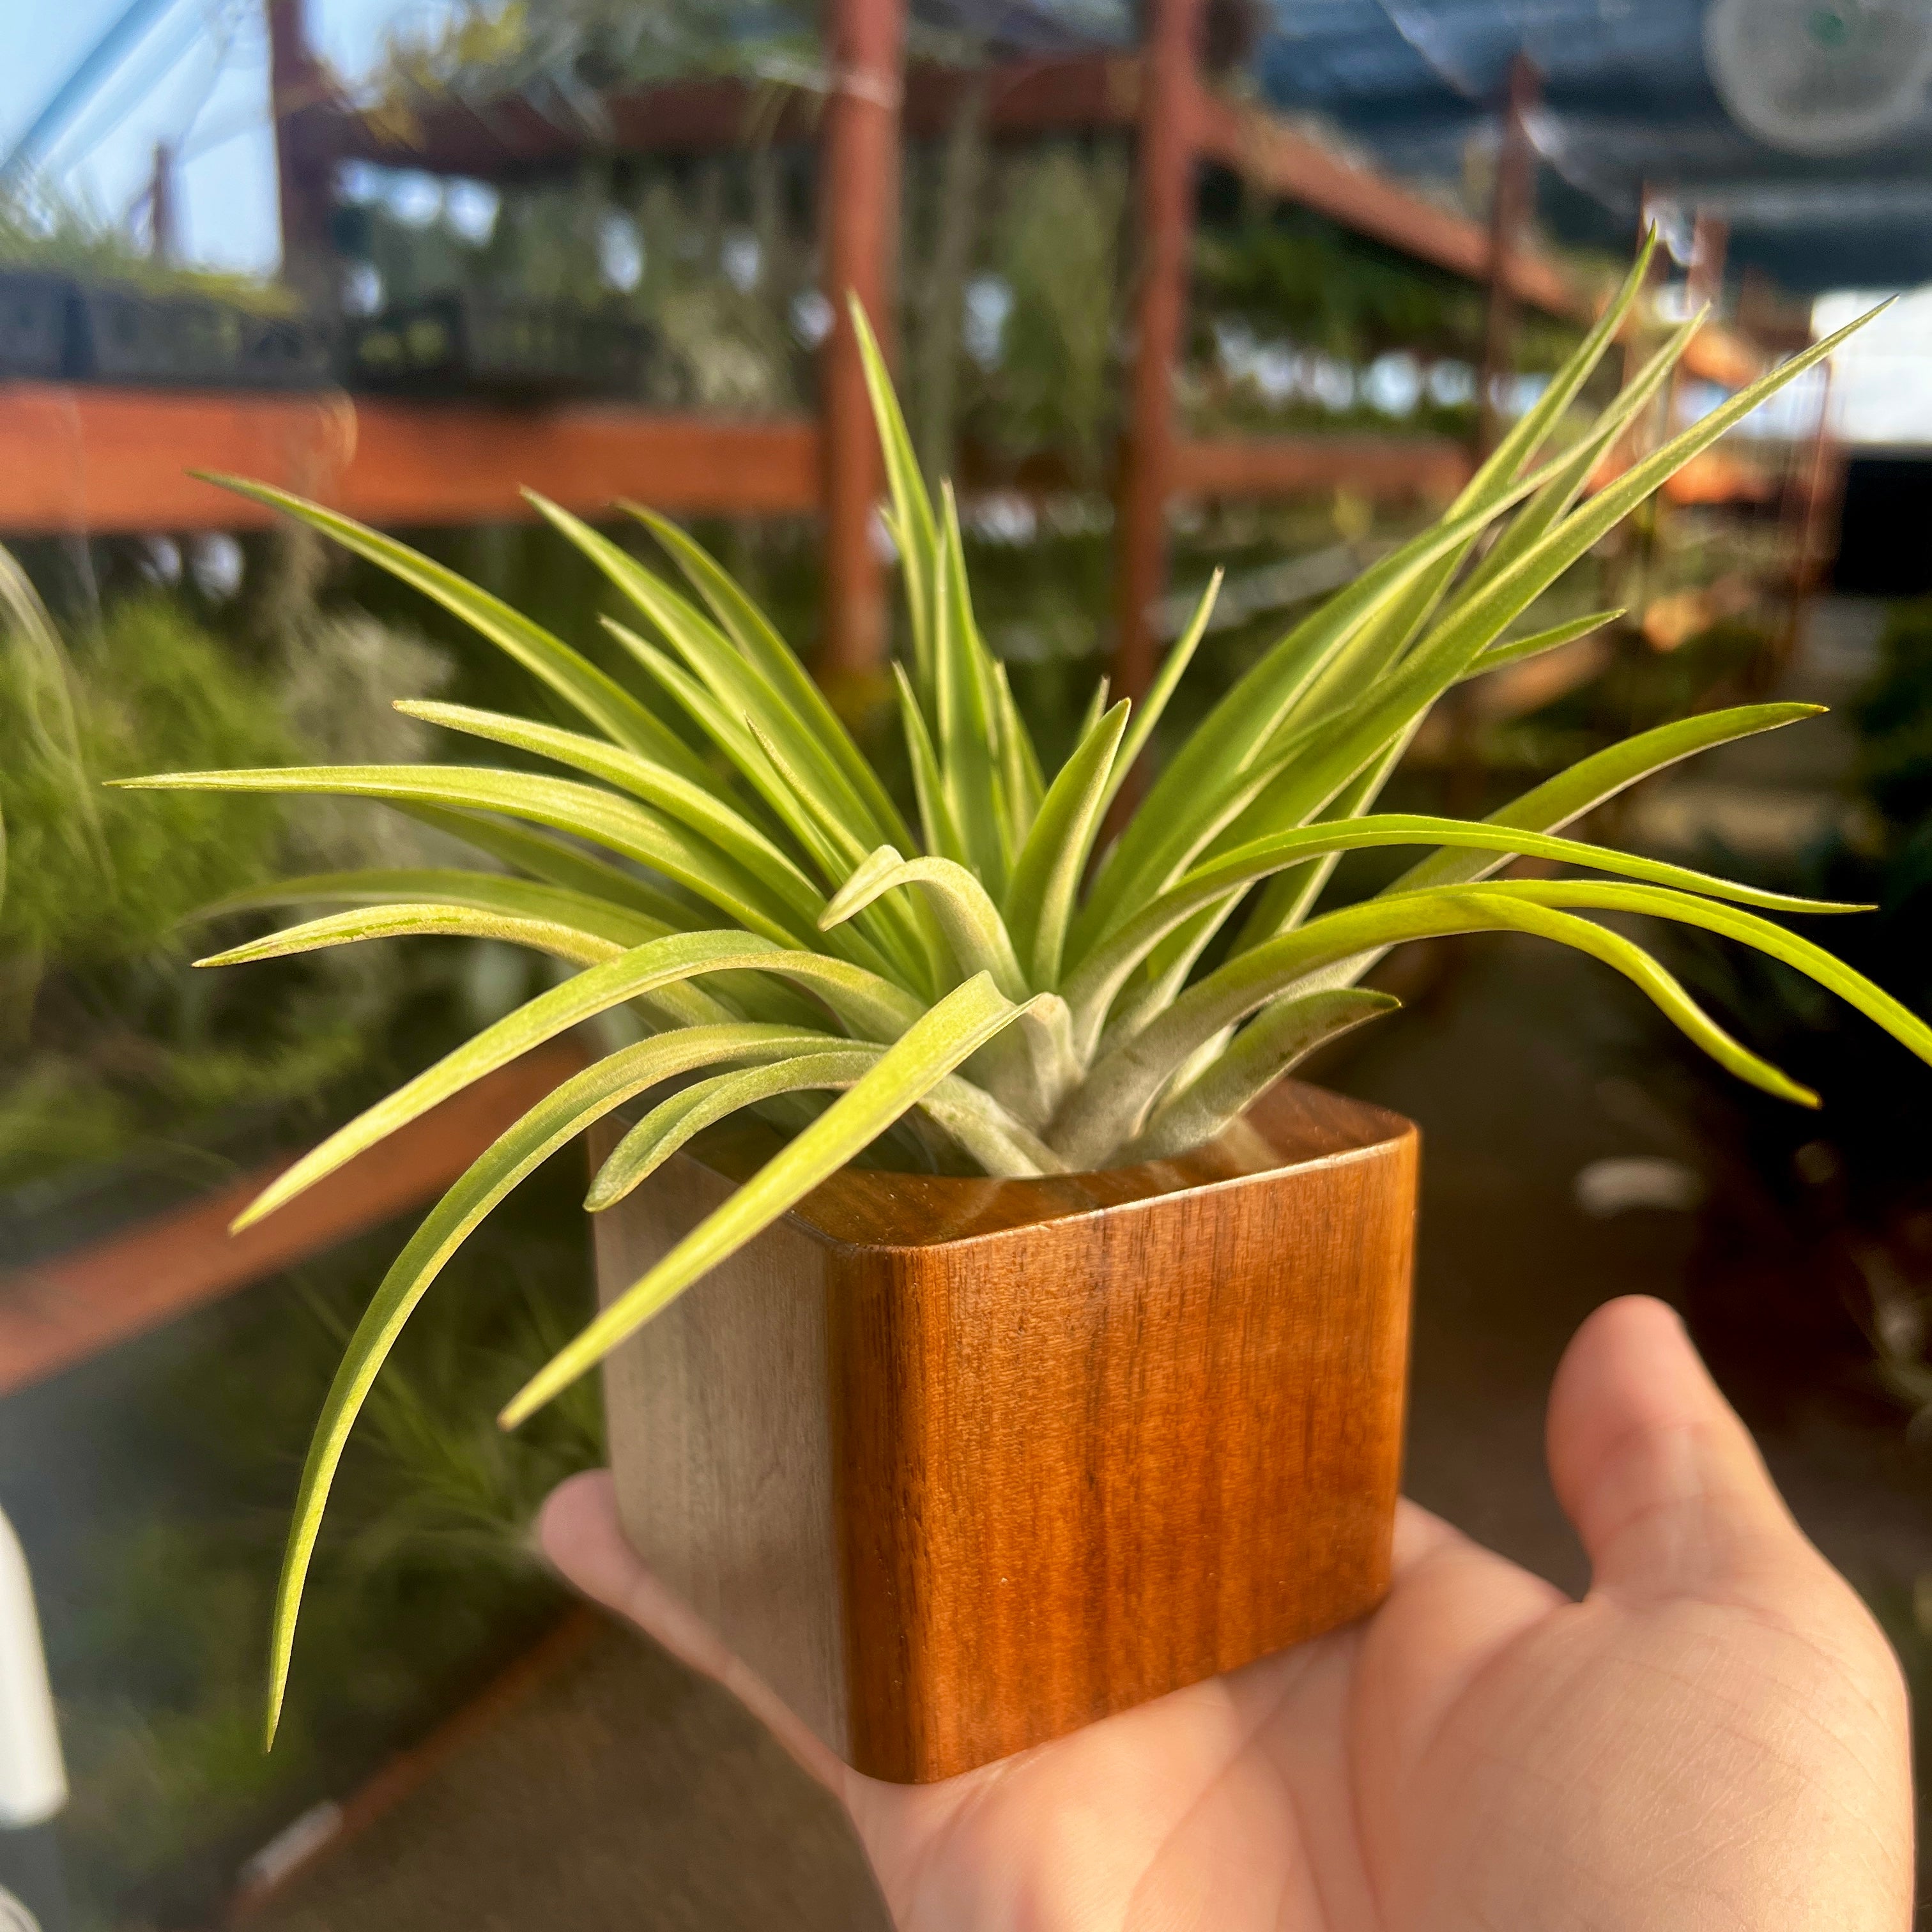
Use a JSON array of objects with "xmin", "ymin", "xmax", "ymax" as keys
[{"xmin": 132, "ymin": 246, "xmax": 1928, "ymax": 1781}]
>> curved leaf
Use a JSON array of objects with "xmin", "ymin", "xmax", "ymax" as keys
[
  {"xmin": 624, "ymin": 503, "xmax": 913, "ymax": 848},
  {"xmin": 228, "ymin": 930, "xmax": 927, "ymax": 1234},
  {"xmin": 600, "ymin": 622, "xmax": 940, "ymax": 991},
  {"xmin": 116, "ymin": 765, "xmax": 818, "ymax": 950},
  {"xmin": 191, "ymin": 868, "xmax": 671, "ymax": 948},
  {"xmin": 193, "ymin": 475, "xmax": 706, "ymax": 781},
  {"xmin": 1463, "ymin": 233, "xmax": 1660, "ymax": 501},
  {"xmin": 1446, "ymin": 308, "xmax": 1699, "ymax": 617},
  {"xmin": 1477, "ymin": 878, "xmax": 1932, "ymax": 1070},
  {"xmin": 1390, "ymin": 705, "xmax": 1828, "ymax": 894},
  {"xmin": 1271, "ymin": 703, "xmax": 1834, "ymax": 1004},
  {"xmin": 1258, "ymin": 307, "xmax": 1869, "ymax": 841},
  {"xmin": 197, "ymin": 901, "xmax": 624, "ymax": 971},
  {"xmin": 499, "ymin": 975, "xmax": 1052, "ymax": 1426},
  {"xmin": 1120, "ymin": 988, "xmax": 1400, "ymax": 1162},
  {"xmin": 893, "ymin": 662, "xmax": 968, "ymax": 864},
  {"xmin": 822, "ymin": 846, "xmax": 1027, "ymax": 998},
  {"xmin": 1005, "ymin": 699, "xmax": 1131, "ymax": 991},
  {"xmin": 935, "ymin": 487, "xmax": 1010, "ymax": 889},
  {"xmin": 395, "ymin": 700, "xmax": 838, "ymax": 935},
  {"xmin": 1075, "ymin": 439, "xmax": 1590, "ymax": 955},
  {"xmin": 584, "ymin": 1049, "xmax": 1066, "ymax": 1208},
  {"xmin": 1460, "ymin": 608, "xmax": 1624, "ymax": 681},
  {"xmin": 1229, "ymin": 723, "xmax": 1422, "ymax": 956},
  {"xmin": 852, "ymin": 299, "xmax": 941, "ymax": 709},
  {"xmin": 588, "ymin": 1050, "xmax": 882, "ymax": 1208},
  {"xmin": 528, "ymin": 495, "xmax": 891, "ymax": 859},
  {"xmin": 601, "ymin": 620, "xmax": 853, "ymax": 883},
  {"xmin": 1054, "ymin": 884, "xmax": 1825, "ymax": 1166},
  {"xmin": 991, "ymin": 659, "xmax": 1045, "ymax": 836},
  {"xmin": 1085, "ymin": 304, "xmax": 1867, "ymax": 951},
  {"xmin": 741, "ymin": 716, "xmax": 946, "ymax": 996},
  {"xmin": 1303, "ymin": 284, "xmax": 1682, "ymax": 726},
  {"xmin": 1096, "ymin": 571, "xmax": 1221, "ymax": 822},
  {"xmin": 1063, "ymin": 810, "xmax": 1861, "ymax": 1055},
  {"xmin": 392, "ymin": 803, "xmax": 707, "ymax": 930},
  {"xmin": 261, "ymin": 1021, "xmax": 835, "ymax": 1741}
]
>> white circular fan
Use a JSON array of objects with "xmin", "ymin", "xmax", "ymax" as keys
[{"xmin": 1705, "ymin": 0, "xmax": 1932, "ymax": 155}]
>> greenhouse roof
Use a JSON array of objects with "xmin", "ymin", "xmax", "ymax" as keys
[{"xmin": 962, "ymin": 0, "xmax": 1932, "ymax": 293}]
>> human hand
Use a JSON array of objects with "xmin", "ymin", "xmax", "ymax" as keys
[{"xmin": 540, "ymin": 1296, "xmax": 1912, "ymax": 1930}]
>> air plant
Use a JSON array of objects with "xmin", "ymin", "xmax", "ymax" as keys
[{"xmin": 124, "ymin": 243, "xmax": 1921, "ymax": 1736}]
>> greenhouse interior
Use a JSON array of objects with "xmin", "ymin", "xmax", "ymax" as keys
[{"xmin": 5, "ymin": 0, "xmax": 1932, "ymax": 1926}]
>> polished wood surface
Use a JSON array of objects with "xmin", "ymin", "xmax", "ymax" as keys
[{"xmin": 595, "ymin": 1078, "xmax": 1418, "ymax": 1782}]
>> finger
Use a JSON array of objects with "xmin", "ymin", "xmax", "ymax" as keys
[
  {"xmin": 1546, "ymin": 1296, "xmax": 1813, "ymax": 1606},
  {"xmin": 1390, "ymin": 1498, "xmax": 1468, "ymax": 1574},
  {"xmin": 538, "ymin": 1471, "xmax": 852, "ymax": 1795}
]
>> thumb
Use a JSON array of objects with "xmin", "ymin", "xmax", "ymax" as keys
[
  {"xmin": 537, "ymin": 1471, "xmax": 851, "ymax": 1794},
  {"xmin": 1546, "ymin": 1295, "xmax": 1815, "ymax": 1607}
]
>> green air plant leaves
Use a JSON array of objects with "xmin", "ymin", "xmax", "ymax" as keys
[
  {"xmin": 160, "ymin": 277, "xmax": 1922, "ymax": 1741},
  {"xmin": 496, "ymin": 974, "xmax": 1054, "ymax": 1427},
  {"xmin": 261, "ymin": 1022, "xmax": 843, "ymax": 1742}
]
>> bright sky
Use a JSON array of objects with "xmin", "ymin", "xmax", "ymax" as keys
[
  {"xmin": 1815, "ymin": 286, "xmax": 1932, "ymax": 448},
  {"xmin": 3, "ymin": 0, "xmax": 1929, "ymax": 445},
  {"xmin": 2, "ymin": 0, "xmax": 456, "ymax": 273}
]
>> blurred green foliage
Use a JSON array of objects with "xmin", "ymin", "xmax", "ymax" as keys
[
  {"xmin": 40, "ymin": 1165, "xmax": 599, "ymax": 1929},
  {"xmin": 0, "ymin": 595, "xmax": 287, "ymax": 963},
  {"xmin": 0, "ymin": 187, "xmax": 296, "ymax": 314},
  {"xmin": 1195, "ymin": 209, "xmax": 1485, "ymax": 365},
  {"xmin": 968, "ymin": 146, "xmax": 1128, "ymax": 476}
]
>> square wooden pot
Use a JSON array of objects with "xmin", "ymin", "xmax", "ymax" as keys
[{"xmin": 591, "ymin": 1078, "xmax": 1417, "ymax": 1784}]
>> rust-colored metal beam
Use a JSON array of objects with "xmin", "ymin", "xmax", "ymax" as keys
[
  {"xmin": 1475, "ymin": 54, "xmax": 1542, "ymax": 456},
  {"xmin": 1171, "ymin": 433, "xmax": 1473, "ymax": 503},
  {"xmin": 328, "ymin": 52, "xmax": 1138, "ymax": 180},
  {"xmin": 0, "ymin": 386, "xmax": 820, "ymax": 533},
  {"xmin": 266, "ymin": 0, "xmax": 339, "ymax": 308},
  {"xmin": 1191, "ymin": 88, "xmax": 1571, "ymax": 321},
  {"xmin": 0, "ymin": 382, "xmax": 1777, "ymax": 538},
  {"xmin": 818, "ymin": 0, "xmax": 906, "ymax": 677},
  {"xmin": 1112, "ymin": 0, "xmax": 1204, "ymax": 711},
  {"xmin": 148, "ymin": 141, "xmax": 178, "ymax": 263},
  {"xmin": 1190, "ymin": 88, "xmax": 1760, "ymax": 390},
  {"xmin": 0, "ymin": 1045, "xmax": 587, "ymax": 1399}
]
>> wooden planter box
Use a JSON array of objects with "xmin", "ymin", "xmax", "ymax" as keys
[{"xmin": 592, "ymin": 1079, "xmax": 1417, "ymax": 1783}]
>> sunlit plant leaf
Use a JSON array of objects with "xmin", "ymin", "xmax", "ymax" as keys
[{"xmin": 157, "ymin": 274, "xmax": 1917, "ymax": 1738}]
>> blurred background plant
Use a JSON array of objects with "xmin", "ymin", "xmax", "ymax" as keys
[
  {"xmin": 0, "ymin": 537, "xmax": 609, "ymax": 1927},
  {"xmin": 31, "ymin": 1165, "xmax": 597, "ymax": 1928},
  {"xmin": 0, "ymin": 182, "xmax": 298, "ymax": 312}
]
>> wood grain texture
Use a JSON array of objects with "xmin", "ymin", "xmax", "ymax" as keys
[{"xmin": 595, "ymin": 1078, "xmax": 1417, "ymax": 1782}]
